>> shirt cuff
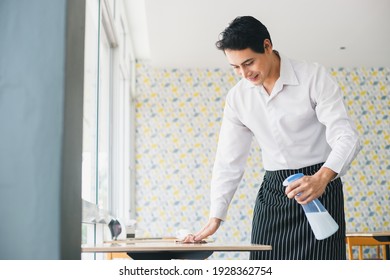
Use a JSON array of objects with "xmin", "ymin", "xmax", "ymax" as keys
[
  {"xmin": 209, "ymin": 201, "xmax": 229, "ymax": 221},
  {"xmin": 323, "ymin": 135, "xmax": 360, "ymax": 179}
]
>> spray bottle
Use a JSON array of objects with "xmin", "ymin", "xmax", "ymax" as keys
[{"xmin": 283, "ymin": 173, "xmax": 339, "ymax": 240}]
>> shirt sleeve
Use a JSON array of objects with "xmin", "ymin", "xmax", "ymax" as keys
[
  {"xmin": 313, "ymin": 65, "xmax": 361, "ymax": 178},
  {"xmin": 209, "ymin": 94, "xmax": 253, "ymax": 221}
]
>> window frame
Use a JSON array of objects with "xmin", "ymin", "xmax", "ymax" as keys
[{"xmin": 81, "ymin": 0, "xmax": 135, "ymax": 259}]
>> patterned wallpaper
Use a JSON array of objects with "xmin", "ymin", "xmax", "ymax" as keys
[{"xmin": 134, "ymin": 62, "xmax": 390, "ymax": 259}]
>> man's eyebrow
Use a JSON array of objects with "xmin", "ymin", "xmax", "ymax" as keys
[{"xmin": 230, "ymin": 58, "xmax": 254, "ymax": 67}]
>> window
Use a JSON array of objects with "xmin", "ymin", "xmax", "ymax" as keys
[{"xmin": 81, "ymin": 0, "xmax": 135, "ymax": 260}]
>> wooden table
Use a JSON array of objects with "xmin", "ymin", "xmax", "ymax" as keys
[
  {"xmin": 82, "ymin": 238, "xmax": 272, "ymax": 260},
  {"xmin": 346, "ymin": 231, "xmax": 390, "ymax": 260}
]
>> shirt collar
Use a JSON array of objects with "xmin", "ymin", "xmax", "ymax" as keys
[{"xmin": 244, "ymin": 52, "xmax": 299, "ymax": 89}]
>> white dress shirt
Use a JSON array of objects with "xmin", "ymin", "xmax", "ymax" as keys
[{"xmin": 210, "ymin": 53, "xmax": 361, "ymax": 220}]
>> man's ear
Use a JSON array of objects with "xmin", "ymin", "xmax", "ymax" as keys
[{"xmin": 263, "ymin": 39, "xmax": 272, "ymax": 51}]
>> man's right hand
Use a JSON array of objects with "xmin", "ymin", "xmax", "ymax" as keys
[{"xmin": 182, "ymin": 217, "xmax": 222, "ymax": 243}]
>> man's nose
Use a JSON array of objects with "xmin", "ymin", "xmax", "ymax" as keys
[{"xmin": 241, "ymin": 67, "xmax": 250, "ymax": 78}]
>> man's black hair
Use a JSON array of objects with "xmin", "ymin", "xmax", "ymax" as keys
[{"xmin": 216, "ymin": 16, "xmax": 272, "ymax": 53}]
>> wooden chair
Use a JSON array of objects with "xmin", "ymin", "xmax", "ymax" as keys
[
  {"xmin": 106, "ymin": 252, "xmax": 131, "ymax": 260},
  {"xmin": 346, "ymin": 232, "xmax": 390, "ymax": 260}
]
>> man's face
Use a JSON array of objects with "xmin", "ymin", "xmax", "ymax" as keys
[{"xmin": 225, "ymin": 46, "xmax": 273, "ymax": 86}]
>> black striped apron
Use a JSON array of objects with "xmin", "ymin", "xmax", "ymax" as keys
[{"xmin": 250, "ymin": 163, "xmax": 346, "ymax": 260}]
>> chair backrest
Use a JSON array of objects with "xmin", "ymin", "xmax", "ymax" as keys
[{"xmin": 346, "ymin": 235, "xmax": 389, "ymax": 260}]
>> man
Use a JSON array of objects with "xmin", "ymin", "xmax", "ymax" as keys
[{"xmin": 184, "ymin": 16, "xmax": 360, "ymax": 260}]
